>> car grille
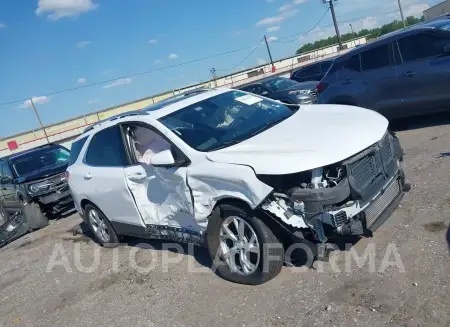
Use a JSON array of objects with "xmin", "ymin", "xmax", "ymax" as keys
[
  {"xmin": 44, "ymin": 172, "xmax": 68, "ymax": 191},
  {"xmin": 364, "ymin": 179, "xmax": 401, "ymax": 227},
  {"xmin": 346, "ymin": 133, "xmax": 395, "ymax": 195}
]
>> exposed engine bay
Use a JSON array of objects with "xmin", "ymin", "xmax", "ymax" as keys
[{"xmin": 260, "ymin": 131, "xmax": 409, "ymax": 243}]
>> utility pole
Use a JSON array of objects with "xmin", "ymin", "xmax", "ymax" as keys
[
  {"xmin": 264, "ymin": 35, "xmax": 276, "ymax": 73},
  {"xmin": 210, "ymin": 68, "xmax": 217, "ymax": 88},
  {"xmin": 29, "ymin": 98, "xmax": 50, "ymax": 144},
  {"xmin": 323, "ymin": 0, "xmax": 342, "ymax": 51},
  {"xmin": 349, "ymin": 23, "xmax": 356, "ymax": 47},
  {"xmin": 397, "ymin": 0, "xmax": 406, "ymax": 28}
]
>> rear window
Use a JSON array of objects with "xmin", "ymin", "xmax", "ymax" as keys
[{"xmin": 69, "ymin": 137, "xmax": 88, "ymax": 165}]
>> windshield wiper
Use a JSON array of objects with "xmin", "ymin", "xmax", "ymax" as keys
[{"xmin": 211, "ymin": 139, "xmax": 245, "ymax": 151}]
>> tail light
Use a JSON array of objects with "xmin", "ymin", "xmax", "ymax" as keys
[{"xmin": 316, "ymin": 82, "xmax": 329, "ymax": 93}]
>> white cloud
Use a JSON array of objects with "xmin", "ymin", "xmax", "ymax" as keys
[
  {"xmin": 148, "ymin": 39, "xmax": 158, "ymax": 44},
  {"xmin": 35, "ymin": 0, "xmax": 98, "ymax": 20},
  {"xmin": 405, "ymin": 3, "xmax": 430, "ymax": 17},
  {"xmin": 0, "ymin": 23, "xmax": 6, "ymax": 29},
  {"xmin": 154, "ymin": 59, "xmax": 163, "ymax": 64},
  {"xmin": 293, "ymin": 0, "xmax": 307, "ymax": 4},
  {"xmin": 267, "ymin": 36, "xmax": 278, "ymax": 42},
  {"xmin": 88, "ymin": 98, "xmax": 100, "ymax": 104},
  {"xmin": 168, "ymin": 53, "xmax": 178, "ymax": 59},
  {"xmin": 267, "ymin": 26, "xmax": 280, "ymax": 33},
  {"xmin": 103, "ymin": 78, "xmax": 132, "ymax": 89},
  {"xmin": 76, "ymin": 40, "xmax": 90, "ymax": 48},
  {"xmin": 256, "ymin": 8, "xmax": 299, "ymax": 26},
  {"xmin": 257, "ymin": 58, "xmax": 267, "ymax": 65},
  {"xmin": 77, "ymin": 77, "xmax": 86, "ymax": 85},
  {"xmin": 19, "ymin": 96, "xmax": 49, "ymax": 108},
  {"xmin": 278, "ymin": 3, "xmax": 294, "ymax": 12}
]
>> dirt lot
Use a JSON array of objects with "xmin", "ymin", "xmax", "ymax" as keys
[{"xmin": 1, "ymin": 116, "xmax": 450, "ymax": 327}]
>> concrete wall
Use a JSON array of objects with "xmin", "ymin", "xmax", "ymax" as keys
[
  {"xmin": 424, "ymin": 0, "xmax": 450, "ymax": 20},
  {"xmin": 0, "ymin": 37, "xmax": 367, "ymax": 158}
]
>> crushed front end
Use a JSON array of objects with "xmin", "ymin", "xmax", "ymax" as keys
[
  {"xmin": 259, "ymin": 131, "xmax": 409, "ymax": 243},
  {"xmin": 26, "ymin": 172, "xmax": 73, "ymax": 215}
]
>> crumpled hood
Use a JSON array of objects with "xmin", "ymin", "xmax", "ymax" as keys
[{"xmin": 206, "ymin": 104, "xmax": 388, "ymax": 175}]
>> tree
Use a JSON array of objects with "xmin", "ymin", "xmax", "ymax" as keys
[{"xmin": 296, "ymin": 16, "xmax": 423, "ymax": 55}]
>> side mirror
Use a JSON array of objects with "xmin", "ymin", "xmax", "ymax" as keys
[
  {"xmin": 150, "ymin": 150, "xmax": 176, "ymax": 167},
  {"xmin": 0, "ymin": 177, "xmax": 12, "ymax": 185},
  {"xmin": 444, "ymin": 44, "xmax": 450, "ymax": 54}
]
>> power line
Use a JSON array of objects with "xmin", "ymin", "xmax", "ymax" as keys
[
  {"xmin": 273, "ymin": 8, "xmax": 330, "ymax": 44},
  {"xmin": 215, "ymin": 37, "xmax": 265, "ymax": 72},
  {"xmin": 0, "ymin": 43, "xmax": 260, "ymax": 107}
]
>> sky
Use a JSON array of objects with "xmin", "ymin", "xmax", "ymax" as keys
[{"xmin": 0, "ymin": 0, "xmax": 443, "ymax": 136}]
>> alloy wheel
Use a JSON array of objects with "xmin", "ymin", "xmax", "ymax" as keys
[{"xmin": 88, "ymin": 209, "xmax": 110, "ymax": 243}]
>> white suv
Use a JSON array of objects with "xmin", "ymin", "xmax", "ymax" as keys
[{"xmin": 67, "ymin": 88, "xmax": 408, "ymax": 285}]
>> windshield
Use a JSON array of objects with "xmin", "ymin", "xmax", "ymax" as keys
[
  {"xmin": 158, "ymin": 91, "xmax": 294, "ymax": 152},
  {"xmin": 11, "ymin": 147, "xmax": 70, "ymax": 177},
  {"xmin": 262, "ymin": 77, "xmax": 299, "ymax": 92}
]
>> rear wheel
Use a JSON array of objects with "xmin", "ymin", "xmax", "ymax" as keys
[
  {"xmin": 23, "ymin": 201, "xmax": 49, "ymax": 231},
  {"xmin": 206, "ymin": 204, "xmax": 284, "ymax": 285},
  {"xmin": 84, "ymin": 204, "xmax": 119, "ymax": 248}
]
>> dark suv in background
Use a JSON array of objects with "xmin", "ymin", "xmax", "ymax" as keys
[
  {"xmin": 290, "ymin": 60, "xmax": 333, "ymax": 83},
  {"xmin": 0, "ymin": 144, "xmax": 72, "ymax": 247},
  {"xmin": 317, "ymin": 24, "xmax": 450, "ymax": 119}
]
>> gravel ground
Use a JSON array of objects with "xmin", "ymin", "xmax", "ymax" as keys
[{"xmin": 1, "ymin": 116, "xmax": 449, "ymax": 327}]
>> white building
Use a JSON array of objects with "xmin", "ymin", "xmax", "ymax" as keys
[{"xmin": 423, "ymin": 0, "xmax": 450, "ymax": 20}]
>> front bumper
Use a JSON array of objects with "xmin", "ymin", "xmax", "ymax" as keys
[{"xmin": 34, "ymin": 187, "xmax": 74, "ymax": 214}]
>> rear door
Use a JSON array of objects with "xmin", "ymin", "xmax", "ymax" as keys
[
  {"xmin": 75, "ymin": 125, "xmax": 143, "ymax": 226},
  {"xmin": 121, "ymin": 123, "xmax": 198, "ymax": 231},
  {"xmin": 358, "ymin": 43, "xmax": 402, "ymax": 117},
  {"xmin": 395, "ymin": 31, "xmax": 450, "ymax": 115}
]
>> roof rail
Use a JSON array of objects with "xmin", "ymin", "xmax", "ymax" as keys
[{"xmin": 82, "ymin": 111, "xmax": 147, "ymax": 135}]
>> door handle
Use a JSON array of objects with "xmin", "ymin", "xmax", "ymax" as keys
[
  {"xmin": 342, "ymin": 79, "xmax": 353, "ymax": 84},
  {"xmin": 127, "ymin": 173, "xmax": 147, "ymax": 182},
  {"xmin": 404, "ymin": 71, "xmax": 416, "ymax": 77},
  {"xmin": 84, "ymin": 173, "xmax": 92, "ymax": 180}
]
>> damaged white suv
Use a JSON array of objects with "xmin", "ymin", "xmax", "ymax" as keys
[{"xmin": 67, "ymin": 88, "xmax": 408, "ymax": 285}]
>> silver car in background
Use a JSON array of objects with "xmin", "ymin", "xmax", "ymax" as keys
[{"xmin": 318, "ymin": 23, "xmax": 450, "ymax": 119}]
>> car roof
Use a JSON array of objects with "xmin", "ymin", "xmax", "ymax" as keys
[
  {"xmin": 1, "ymin": 144, "xmax": 63, "ymax": 162},
  {"xmin": 76, "ymin": 88, "xmax": 232, "ymax": 140}
]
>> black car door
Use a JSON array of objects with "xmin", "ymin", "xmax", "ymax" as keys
[{"xmin": 0, "ymin": 161, "xmax": 20, "ymax": 214}]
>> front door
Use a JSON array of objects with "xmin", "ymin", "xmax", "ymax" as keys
[
  {"xmin": 122, "ymin": 124, "xmax": 198, "ymax": 233},
  {"xmin": 75, "ymin": 125, "xmax": 143, "ymax": 226},
  {"xmin": 395, "ymin": 31, "xmax": 450, "ymax": 116},
  {"xmin": 0, "ymin": 161, "xmax": 20, "ymax": 216}
]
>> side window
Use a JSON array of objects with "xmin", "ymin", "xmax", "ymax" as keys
[
  {"xmin": 69, "ymin": 136, "xmax": 88, "ymax": 165},
  {"xmin": 129, "ymin": 125, "xmax": 172, "ymax": 164},
  {"xmin": 344, "ymin": 55, "xmax": 361, "ymax": 72},
  {"xmin": 303, "ymin": 64, "xmax": 321, "ymax": 77},
  {"xmin": 3, "ymin": 162, "xmax": 13, "ymax": 179},
  {"xmin": 361, "ymin": 44, "xmax": 392, "ymax": 71},
  {"xmin": 320, "ymin": 62, "xmax": 332, "ymax": 73},
  {"xmin": 397, "ymin": 33, "xmax": 449, "ymax": 63},
  {"xmin": 85, "ymin": 126, "xmax": 129, "ymax": 167},
  {"xmin": 294, "ymin": 70, "xmax": 306, "ymax": 78}
]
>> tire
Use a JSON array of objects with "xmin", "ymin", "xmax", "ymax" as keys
[
  {"xmin": 23, "ymin": 201, "xmax": 49, "ymax": 231},
  {"xmin": 206, "ymin": 204, "xmax": 284, "ymax": 285},
  {"xmin": 84, "ymin": 204, "xmax": 119, "ymax": 248}
]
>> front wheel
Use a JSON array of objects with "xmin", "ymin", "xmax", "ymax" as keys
[
  {"xmin": 23, "ymin": 201, "xmax": 49, "ymax": 230},
  {"xmin": 206, "ymin": 204, "xmax": 284, "ymax": 285},
  {"xmin": 84, "ymin": 204, "xmax": 119, "ymax": 248}
]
